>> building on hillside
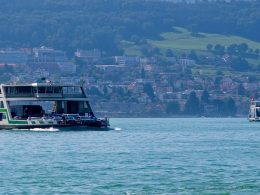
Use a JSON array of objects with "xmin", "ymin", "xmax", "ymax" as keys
[
  {"xmin": 0, "ymin": 49, "xmax": 28, "ymax": 65},
  {"xmin": 243, "ymin": 82, "xmax": 258, "ymax": 93},
  {"xmin": 32, "ymin": 46, "xmax": 67, "ymax": 62},
  {"xmin": 178, "ymin": 58, "xmax": 195, "ymax": 66},
  {"xmin": 138, "ymin": 93, "xmax": 151, "ymax": 104},
  {"xmin": 220, "ymin": 77, "xmax": 236, "ymax": 92},
  {"xmin": 140, "ymin": 57, "xmax": 157, "ymax": 65},
  {"xmin": 75, "ymin": 49, "xmax": 101, "ymax": 64},
  {"xmin": 29, "ymin": 46, "xmax": 76, "ymax": 74},
  {"xmin": 166, "ymin": 57, "xmax": 176, "ymax": 63},
  {"xmin": 115, "ymin": 56, "xmax": 140, "ymax": 66}
]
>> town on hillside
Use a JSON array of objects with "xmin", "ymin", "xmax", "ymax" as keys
[{"xmin": 0, "ymin": 46, "xmax": 259, "ymax": 117}]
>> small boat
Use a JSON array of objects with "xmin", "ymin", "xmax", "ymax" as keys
[
  {"xmin": 0, "ymin": 82, "xmax": 110, "ymax": 130},
  {"xmin": 248, "ymin": 100, "xmax": 260, "ymax": 122}
]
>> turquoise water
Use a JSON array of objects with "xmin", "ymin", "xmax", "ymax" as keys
[{"xmin": 1, "ymin": 118, "xmax": 260, "ymax": 194}]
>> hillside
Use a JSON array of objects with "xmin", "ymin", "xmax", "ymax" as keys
[
  {"xmin": 122, "ymin": 27, "xmax": 260, "ymax": 55},
  {"xmin": 0, "ymin": 0, "xmax": 259, "ymax": 55}
]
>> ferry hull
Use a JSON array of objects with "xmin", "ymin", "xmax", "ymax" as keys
[
  {"xmin": 248, "ymin": 118, "xmax": 260, "ymax": 122},
  {"xmin": 0, "ymin": 124, "xmax": 111, "ymax": 130}
]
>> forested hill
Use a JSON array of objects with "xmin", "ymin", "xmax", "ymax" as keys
[{"xmin": 0, "ymin": 0, "xmax": 259, "ymax": 54}]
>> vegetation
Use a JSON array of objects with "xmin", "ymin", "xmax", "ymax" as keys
[
  {"xmin": 123, "ymin": 27, "xmax": 260, "ymax": 56},
  {"xmin": 0, "ymin": 0, "xmax": 260, "ymax": 55},
  {"xmin": 166, "ymin": 101, "xmax": 180, "ymax": 115},
  {"xmin": 184, "ymin": 91, "xmax": 202, "ymax": 115}
]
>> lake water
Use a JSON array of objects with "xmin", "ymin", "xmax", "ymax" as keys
[{"xmin": 1, "ymin": 118, "xmax": 260, "ymax": 194}]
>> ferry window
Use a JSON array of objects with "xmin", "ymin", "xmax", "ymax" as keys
[
  {"xmin": 46, "ymin": 87, "xmax": 53, "ymax": 93},
  {"xmin": 17, "ymin": 87, "xmax": 32, "ymax": 93},
  {"xmin": 63, "ymin": 87, "xmax": 68, "ymax": 94},
  {"xmin": 2, "ymin": 113, "xmax": 6, "ymax": 119},
  {"xmin": 74, "ymin": 87, "xmax": 81, "ymax": 94},
  {"xmin": 0, "ymin": 101, "xmax": 3, "ymax": 108},
  {"xmin": 38, "ymin": 87, "xmax": 46, "ymax": 93},
  {"xmin": 7, "ymin": 87, "xmax": 16, "ymax": 94},
  {"xmin": 0, "ymin": 88, "xmax": 1, "ymax": 94},
  {"xmin": 53, "ymin": 87, "xmax": 62, "ymax": 93},
  {"xmin": 63, "ymin": 87, "xmax": 82, "ymax": 94},
  {"xmin": 0, "ymin": 113, "xmax": 2, "ymax": 121},
  {"xmin": 32, "ymin": 87, "xmax": 37, "ymax": 93}
]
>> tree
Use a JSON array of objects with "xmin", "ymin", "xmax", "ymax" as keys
[
  {"xmin": 201, "ymin": 90, "xmax": 209, "ymax": 103},
  {"xmin": 230, "ymin": 57, "xmax": 250, "ymax": 71},
  {"xmin": 143, "ymin": 83, "xmax": 155, "ymax": 101},
  {"xmin": 212, "ymin": 98, "xmax": 237, "ymax": 116},
  {"xmin": 206, "ymin": 43, "xmax": 213, "ymax": 51},
  {"xmin": 166, "ymin": 101, "xmax": 180, "ymax": 115},
  {"xmin": 151, "ymin": 47, "xmax": 161, "ymax": 56},
  {"xmin": 237, "ymin": 43, "xmax": 248, "ymax": 54},
  {"xmin": 248, "ymin": 76, "xmax": 256, "ymax": 82},
  {"xmin": 214, "ymin": 44, "xmax": 225, "ymax": 55},
  {"xmin": 214, "ymin": 76, "xmax": 222, "ymax": 85},
  {"xmin": 189, "ymin": 50, "xmax": 198, "ymax": 61},
  {"xmin": 237, "ymin": 83, "xmax": 246, "ymax": 96},
  {"xmin": 184, "ymin": 91, "xmax": 202, "ymax": 115},
  {"xmin": 225, "ymin": 98, "xmax": 237, "ymax": 116},
  {"xmin": 216, "ymin": 70, "xmax": 223, "ymax": 75},
  {"xmin": 141, "ymin": 68, "xmax": 145, "ymax": 78},
  {"xmin": 183, "ymin": 67, "xmax": 192, "ymax": 75},
  {"xmin": 165, "ymin": 49, "xmax": 174, "ymax": 57},
  {"xmin": 212, "ymin": 99, "xmax": 225, "ymax": 116},
  {"xmin": 248, "ymin": 48, "xmax": 253, "ymax": 54},
  {"xmin": 227, "ymin": 44, "xmax": 238, "ymax": 54},
  {"xmin": 103, "ymin": 85, "xmax": 109, "ymax": 96}
]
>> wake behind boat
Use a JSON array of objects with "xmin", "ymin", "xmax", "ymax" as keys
[{"xmin": 0, "ymin": 82, "xmax": 110, "ymax": 130}]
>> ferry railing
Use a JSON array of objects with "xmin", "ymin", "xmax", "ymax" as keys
[
  {"xmin": 6, "ymin": 93, "xmax": 63, "ymax": 98},
  {"xmin": 35, "ymin": 93, "xmax": 63, "ymax": 98},
  {"xmin": 6, "ymin": 92, "xmax": 85, "ymax": 98},
  {"xmin": 63, "ymin": 94, "xmax": 86, "ymax": 98},
  {"xmin": 5, "ymin": 93, "xmax": 35, "ymax": 98}
]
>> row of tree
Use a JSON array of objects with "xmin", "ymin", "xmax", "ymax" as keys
[
  {"xmin": 207, "ymin": 43, "xmax": 260, "ymax": 56},
  {"xmin": 166, "ymin": 91, "xmax": 237, "ymax": 116}
]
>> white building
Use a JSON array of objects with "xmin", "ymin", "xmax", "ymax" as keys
[
  {"xmin": 0, "ymin": 49, "xmax": 28, "ymax": 65},
  {"xmin": 115, "ymin": 56, "xmax": 140, "ymax": 66},
  {"xmin": 32, "ymin": 46, "xmax": 67, "ymax": 62},
  {"xmin": 75, "ymin": 49, "xmax": 101, "ymax": 63}
]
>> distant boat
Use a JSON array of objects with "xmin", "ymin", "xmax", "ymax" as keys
[
  {"xmin": 248, "ymin": 100, "xmax": 260, "ymax": 122},
  {"xmin": 0, "ymin": 82, "xmax": 110, "ymax": 130}
]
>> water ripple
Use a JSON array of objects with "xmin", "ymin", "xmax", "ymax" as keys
[{"xmin": 1, "ymin": 118, "xmax": 260, "ymax": 194}]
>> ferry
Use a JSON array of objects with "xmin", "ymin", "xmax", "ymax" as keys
[
  {"xmin": 248, "ymin": 100, "xmax": 260, "ymax": 122},
  {"xmin": 0, "ymin": 82, "xmax": 110, "ymax": 130}
]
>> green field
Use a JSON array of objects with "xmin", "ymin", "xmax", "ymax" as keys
[{"xmin": 122, "ymin": 27, "xmax": 260, "ymax": 55}]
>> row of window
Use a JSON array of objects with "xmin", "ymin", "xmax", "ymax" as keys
[{"xmin": 4, "ymin": 86, "xmax": 82, "ymax": 94}]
